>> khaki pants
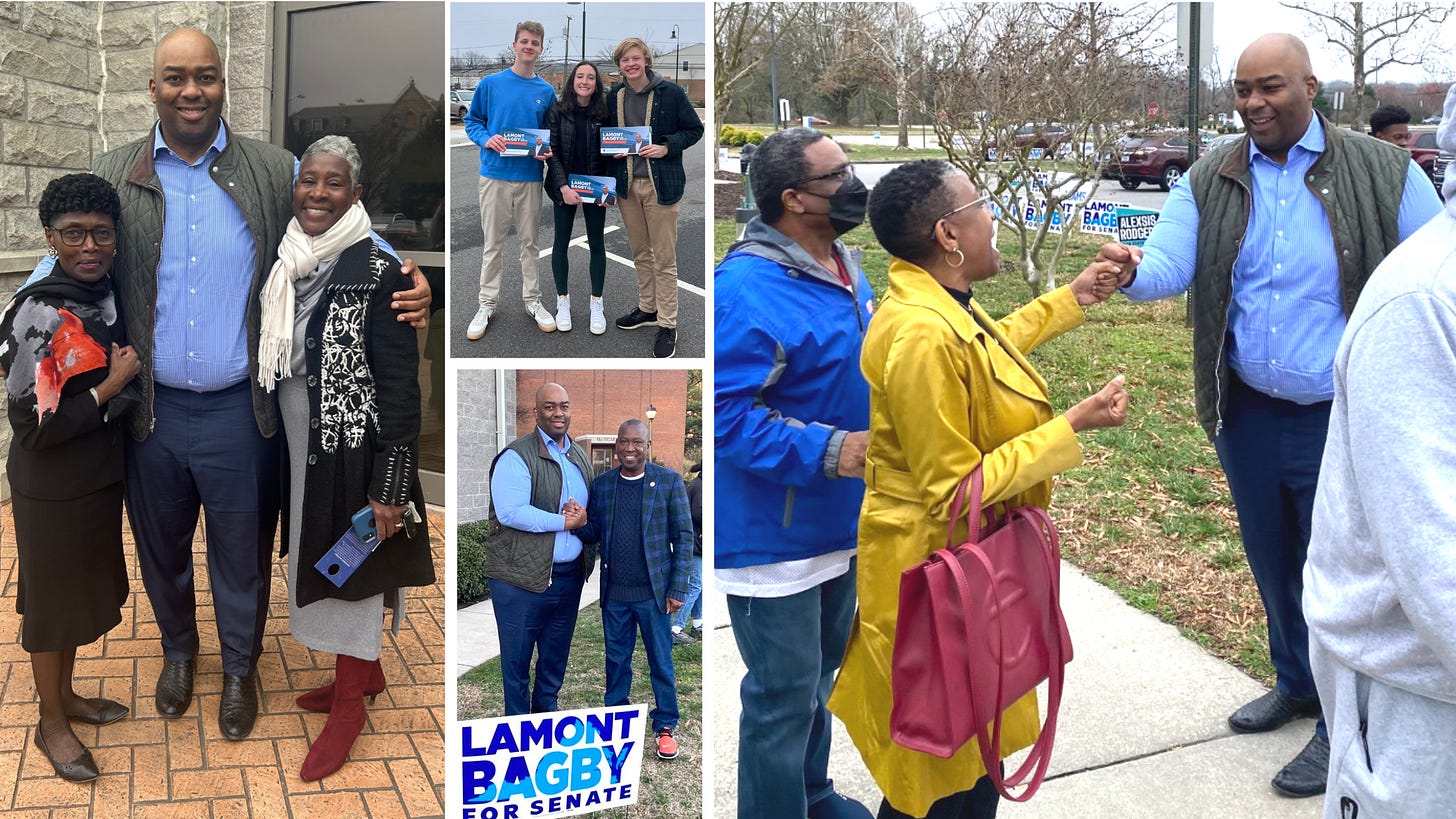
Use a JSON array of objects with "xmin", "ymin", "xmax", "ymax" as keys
[
  {"xmin": 477, "ymin": 176, "xmax": 542, "ymax": 309},
  {"xmin": 617, "ymin": 177, "xmax": 681, "ymax": 328}
]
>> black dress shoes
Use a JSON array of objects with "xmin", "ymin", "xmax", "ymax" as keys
[
  {"xmin": 34, "ymin": 721, "xmax": 99, "ymax": 782},
  {"xmin": 1227, "ymin": 689, "xmax": 1321, "ymax": 734},
  {"xmin": 155, "ymin": 658, "xmax": 196, "ymax": 718},
  {"xmin": 66, "ymin": 697, "xmax": 129, "ymax": 726},
  {"xmin": 1272, "ymin": 733, "xmax": 1330, "ymax": 798},
  {"xmin": 218, "ymin": 672, "xmax": 260, "ymax": 741}
]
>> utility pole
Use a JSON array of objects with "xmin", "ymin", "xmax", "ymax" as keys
[{"xmin": 564, "ymin": 17, "xmax": 571, "ymax": 89}]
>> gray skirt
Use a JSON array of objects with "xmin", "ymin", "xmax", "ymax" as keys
[{"xmin": 281, "ymin": 376, "xmax": 403, "ymax": 659}]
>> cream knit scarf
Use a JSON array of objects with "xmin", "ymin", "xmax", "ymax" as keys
[{"xmin": 257, "ymin": 200, "xmax": 371, "ymax": 393}]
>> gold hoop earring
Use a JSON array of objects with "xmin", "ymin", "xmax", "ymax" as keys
[
  {"xmin": 47, "ymin": 246, "xmax": 58, "ymax": 258},
  {"xmin": 945, "ymin": 248, "xmax": 965, "ymax": 268}
]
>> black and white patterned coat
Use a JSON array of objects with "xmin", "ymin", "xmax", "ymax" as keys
[{"xmin": 287, "ymin": 238, "xmax": 434, "ymax": 608}]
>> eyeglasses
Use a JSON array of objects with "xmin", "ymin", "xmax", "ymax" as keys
[
  {"xmin": 792, "ymin": 164, "xmax": 854, "ymax": 188},
  {"xmin": 50, "ymin": 226, "xmax": 117, "ymax": 247},
  {"xmin": 930, "ymin": 192, "xmax": 993, "ymax": 239}
]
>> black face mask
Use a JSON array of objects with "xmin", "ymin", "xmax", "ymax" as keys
[{"xmin": 824, "ymin": 175, "xmax": 869, "ymax": 236}]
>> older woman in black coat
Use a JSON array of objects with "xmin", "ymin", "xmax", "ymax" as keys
[{"xmin": 257, "ymin": 135, "xmax": 434, "ymax": 782}]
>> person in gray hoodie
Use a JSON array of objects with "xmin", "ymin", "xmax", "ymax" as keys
[{"xmin": 1304, "ymin": 82, "xmax": 1456, "ymax": 818}]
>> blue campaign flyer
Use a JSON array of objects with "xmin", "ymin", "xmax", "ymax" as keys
[
  {"xmin": 600, "ymin": 126, "xmax": 652, "ymax": 156},
  {"xmin": 567, "ymin": 174, "xmax": 618, "ymax": 206},
  {"xmin": 501, "ymin": 128, "xmax": 551, "ymax": 158}
]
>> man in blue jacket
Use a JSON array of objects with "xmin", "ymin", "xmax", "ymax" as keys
[
  {"xmin": 578, "ymin": 419, "xmax": 694, "ymax": 761},
  {"xmin": 463, "ymin": 21, "xmax": 557, "ymax": 338},
  {"xmin": 714, "ymin": 127, "xmax": 874, "ymax": 819}
]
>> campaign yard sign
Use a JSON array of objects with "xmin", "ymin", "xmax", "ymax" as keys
[
  {"xmin": 453, "ymin": 705, "xmax": 648, "ymax": 819},
  {"xmin": 601, "ymin": 127, "xmax": 652, "ymax": 156},
  {"xmin": 568, "ymin": 174, "xmax": 618, "ymax": 206},
  {"xmin": 1116, "ymin": 207, "xmax": 1160, "ymax": 246},
  {"xmin": 501, "ymin": 128, "xmax": 552, "ymax": 158}
]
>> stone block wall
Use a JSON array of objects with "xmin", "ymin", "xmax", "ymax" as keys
[{"xmin": 456, "ymin": 370, "xmax": 514, "ymax": 525}]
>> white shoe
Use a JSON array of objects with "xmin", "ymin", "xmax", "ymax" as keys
[
  {"xmin": 527, "ymin": 300, "xmax": 557, "ymax": 332},
  {"xmin": 466, "ymin": 305, "xmax": 493, "ymax": 340},
  {"xmin": 589, "ymin": 297, "xmax": 607, "ymax": 335},
  {"xmin": 555, "ymin": 296, "xmax": 572, "ymax": 332}
]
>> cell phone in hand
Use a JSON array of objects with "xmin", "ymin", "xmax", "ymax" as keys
[{"xmin": 351, "ymin": 505, "xmax": 378, "ymax": 546}]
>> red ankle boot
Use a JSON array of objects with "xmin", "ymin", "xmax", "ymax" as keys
[
  {"xmin": 296, "ymin": 659, "xmax": 386, "ymax": 712},
  {"xmin": 300, "ymin": 654, "xmax": 370, "ymax": 781}
]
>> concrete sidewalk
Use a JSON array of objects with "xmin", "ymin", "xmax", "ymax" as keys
[
  {"xmin": 708, "ymin": 562, "xmax": 1324, "ymax": 818},
  {"xmin": 454, "ymin": 577, "xmax": 601, "ymax": 678}
]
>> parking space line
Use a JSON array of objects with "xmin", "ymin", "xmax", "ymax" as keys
[{"xmin": 534, "ymin": 225, "xmax": 704, "ymax": 298}]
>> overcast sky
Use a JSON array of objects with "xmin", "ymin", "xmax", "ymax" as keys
[{"xmin": 450, "ymin": 1, "xmax": 706, "ymax": 64}]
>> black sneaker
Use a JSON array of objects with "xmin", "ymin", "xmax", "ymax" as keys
[
  {"xmin": 653, "ymin": 327, "xmax": 677, "ymax": 358},
  {"xmin": 616, "ymin": 308, "xmax": 658, "ymax": 330}
]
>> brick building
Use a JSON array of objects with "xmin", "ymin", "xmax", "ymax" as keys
[{"xmin": 515, "ymin": 369, "xmax": 692, "ymax": 475}]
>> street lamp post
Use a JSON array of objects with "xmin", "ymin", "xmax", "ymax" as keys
[
  {"xmin": 568, "ymin": 1, "xmax": 585, "ymax": 63},
  {"xmin": 645, "ymin": 403, "xmax": 657, "ymax": 462},
  {"xmin": 671, "ymin": 25, "xmax": 680, "ymax": 84}
]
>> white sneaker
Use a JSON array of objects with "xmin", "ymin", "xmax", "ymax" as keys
[
  {"xmin": 555, "ymin": 296, "xmax": 572, "ymax": 332},
  {"xmin": 527, "ymin": 300, "xmax": 557, "ymax": 332},
  {"xmin": 589, "ymin": 297, "xmax": 607, "ymax": 335},
  {"xmin": 466, "ymin": 305, "xmax": 493, "ymax": 340}
]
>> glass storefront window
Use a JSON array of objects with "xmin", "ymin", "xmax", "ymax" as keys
[{"xmin": 273, "ymin": 1, "xmax": 446, "ymax": 498}]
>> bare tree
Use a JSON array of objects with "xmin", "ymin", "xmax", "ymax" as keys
[
  {"xmin": 926, "ymin": 1, "xmax": 1178, "ymax": 295},
  {"xmin": 839, "ymin": 2, "xmax": 927, "ymax": 149},
  {"xmin": 714, "ymin": 2, "xmax": 805, "ymax": 169},
  {"xmin": 1283, "ymin": 2, "xmax": 1451, "ymax": 126}
]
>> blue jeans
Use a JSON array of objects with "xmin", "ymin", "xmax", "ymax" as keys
[
  {"xmin": 728, "ymin": 560, "xmax": 858, "ymax": 819},
  {"xmin": 1214, "ymin": 374, "xmax": 1329, "ymax": 738},
  {"xmin": 491, "ymin": 561, "xmax": 585, "ymax": 716},
  {"xmin": 672, "ymin": 554, "xmax": 703, "ymax": 630},
  {"xmin": 602, "ymin": 597, "xmax": 679, "ymax": 731}
]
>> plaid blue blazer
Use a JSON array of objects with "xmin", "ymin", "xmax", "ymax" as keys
[{"xmin": 579, "ymin": 462, "xmax": 695, "ymax": 611}]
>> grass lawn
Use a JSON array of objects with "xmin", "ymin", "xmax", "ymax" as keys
[
  {"xmin": 458, "ymin": 606, "xmax": 704, "ymax": 818},
  {"xmin": 713, "ymin": 220, "xmax": 1275, "ymax": 684}
]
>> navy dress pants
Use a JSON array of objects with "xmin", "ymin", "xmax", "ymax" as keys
[
  {"xmin": 126, "ymin": 382, "xmax": 281, "ymax": 678},
  {"xmin": 1213, "ymin": 374, "xmax": 1330, "ymax": 737},
  {"xmin": 491, "ymin": 561, "xmax": 586, "ymax": 716}
]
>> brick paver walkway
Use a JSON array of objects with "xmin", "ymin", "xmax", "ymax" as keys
[{"xmin": 0, "ymin": 502, "xmax": 446, "ymax": 818}]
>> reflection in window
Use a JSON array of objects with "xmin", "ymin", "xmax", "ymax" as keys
[{"xmin": 283, "ymin": 4, "xmax": 445, "ymax": 256}]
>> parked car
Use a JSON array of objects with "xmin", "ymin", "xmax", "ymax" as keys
[
  {"xmin": 1101, "ymin": 132, "xmax": 1206, "ymax": 191},
  {"xmin": 450, "ymin": 88, "xmax": 473, "ymax": 121},
  {"xmin": 804, "ymin": 115, "xmax": 831, "ymax": 127},
  {"xmin": 987, "ymin": 123, "xmax": 1073, "ymax": 160},
  {"xmin": 1433, "ymin": 150, "xmax": 1452, "ymax": 199},
  {"xmin": 1409, "ymin": 126, "xmax": 1441, "ymax": 186},
  {"xmin": 1207, "ymin": 132, "xmax": 1244, "ymax": 152}
]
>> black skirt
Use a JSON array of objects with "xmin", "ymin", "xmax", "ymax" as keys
[{"xmin": 12, "ymin": 482, "xmax": 128, "ymax": 652}]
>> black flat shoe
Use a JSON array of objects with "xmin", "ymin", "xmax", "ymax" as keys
[
  {"xmin": 1272, "ymin": 733, "xmax": 1330, "ymax": 798},
  {"xmin": 218, "ymin": 672, "xmax": 259, "ymax": 741},
  {"xmin": 34, "ymin": 721, "xmax": 99, "ymax": 783},
  {"xmin": 66, "ymin": 697, "xmax": 129, "ymax": 726},
  {"xmin": 155, "ymin": 658, "xmax": 195, "ymax": 718},
  {"xmin": 1228, "ymin": 689, "xmax": 1321, "ymax": 734}
]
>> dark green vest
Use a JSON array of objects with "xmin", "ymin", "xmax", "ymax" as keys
[
  {"xmin": 1184, "ymin": 113, "xmax": 1409, "ymax": 440},
  {"xmin": 485, "ymin": 431, "xmax": 596, "ymax": 592}
]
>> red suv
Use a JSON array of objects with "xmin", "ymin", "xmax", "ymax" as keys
[
  {"xmin": 1101, "ymin": 132, "xmax": 1205, "ymax": 191},
  {"xmin": 1408, "ymin": 126, "xmax": 1440, "ymax": 189}
]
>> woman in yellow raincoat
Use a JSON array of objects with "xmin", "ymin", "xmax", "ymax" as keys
[{"xmin": 827, "ymin": 160, "xmax": 1129, "ymax": 818}]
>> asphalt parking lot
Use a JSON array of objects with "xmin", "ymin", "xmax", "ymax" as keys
[{"xmin": 449, "ymin": 129, "xmax": 706, "ymax": 361}]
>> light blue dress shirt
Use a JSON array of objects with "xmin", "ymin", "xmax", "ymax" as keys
[
  {"xmin": 149, "ymin": 123, "xmax": 256, "ymax": 391},
  {"xmin": 489, "ymin": 427, "xmax": 589, "ymax": 563},
  {"xmin": 1124, "ymin": 114, "xmax": 1443, "ymax": 404}
]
